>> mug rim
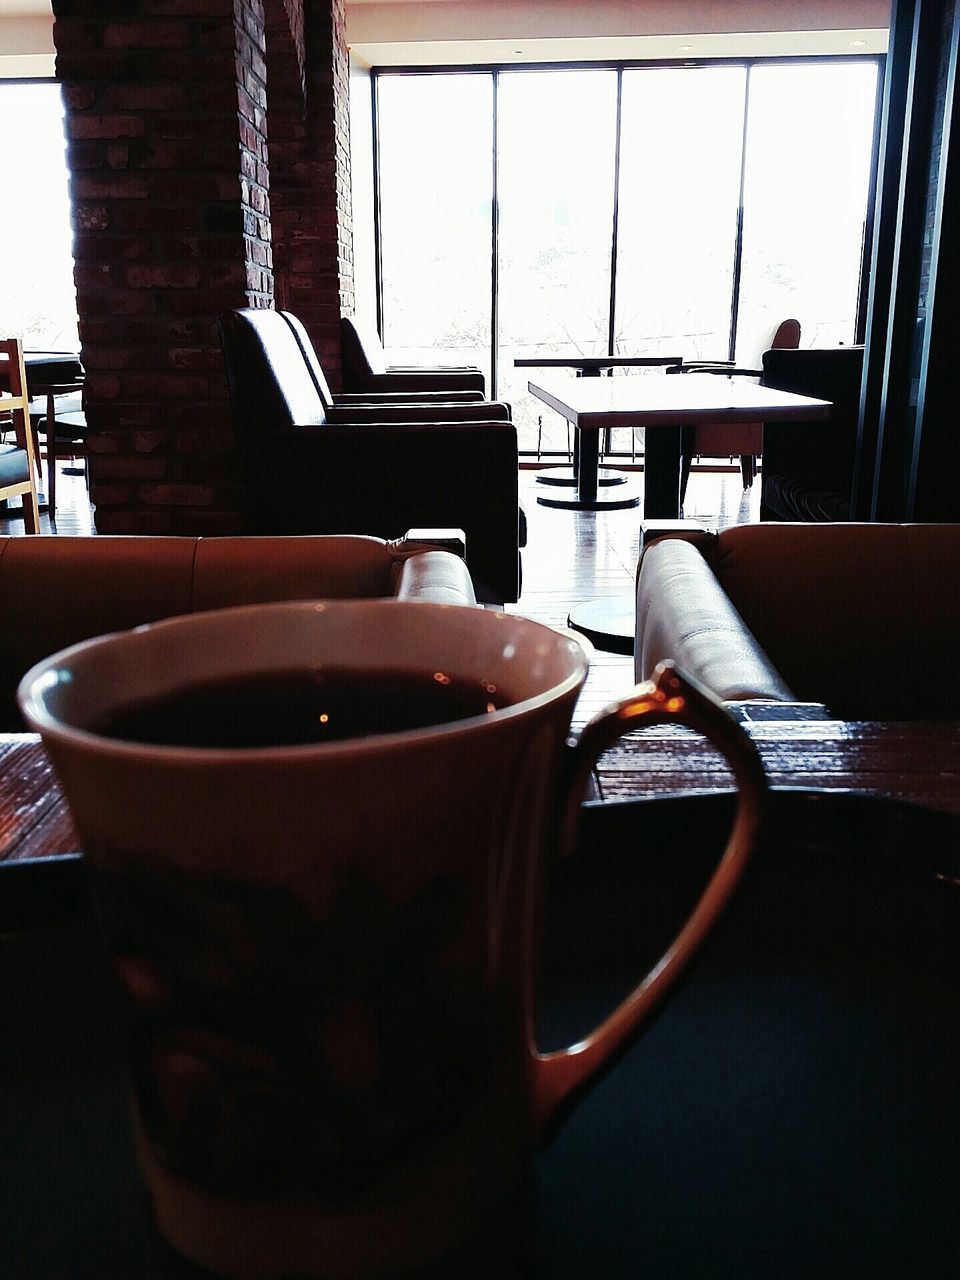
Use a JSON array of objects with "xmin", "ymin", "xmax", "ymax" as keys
[{"xmin": 17, "ymin": 598, "xmax": 592, "ymax": 763}]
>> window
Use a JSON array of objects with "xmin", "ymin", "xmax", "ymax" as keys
[
  {"xmin": 374, "ymin": 59, "xmax": 880, "ymax": 455},
  {"xmin": 615, "ymin": 67, "xmax": 746, "ymax": 362},
  {"xmin": 735, "ymin": 61, "xmax": 879, "ymax": 362},
  {"xmin": 0, "ymin": 81, "xmax": 78, "ymax": 351},
  {"xmin": 376, "ymin": 74, "xmax": 493, "ymax": 382},
  {"xmin": 496, "ymin": 69, "xmax": 617, "ymax": 449}
]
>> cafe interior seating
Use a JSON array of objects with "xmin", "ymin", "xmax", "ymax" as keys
[
  {"xmin": 280, "ymin": 308, "xmax": 490, "ymax": 414},
  {"xmin": 0, "ymin": 338, "xmax": 40, "ymax": 534},
  {"xmin": 340, "ymin": 313, "xmax": 487, "ymax": 396},
  {"xmin": 634, "ymin": 521, "xmax": 960, "ymax": 718},
  {"xmin": 675, "ymin": 318, "xmax": 801, "ymax": 501},
  {"xmin": 0, "ymin": 532, "xmax": 477, "ymax": 731},
  {"xmin": 29, "ymin": 390, "xmax": 86, "ymax": 522},
  {"xmin": 218, "ymin": 307, "xmax": 525, "ymax": 604}
]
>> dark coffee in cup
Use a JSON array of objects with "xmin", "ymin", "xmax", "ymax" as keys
[{"xmin": 90, "ymin": 669, "xmax": 510, "ymax": 748}]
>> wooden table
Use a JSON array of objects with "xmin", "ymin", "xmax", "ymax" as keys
[
  {"xmin": 5, "ymin": 717, "xmax": 960, "ymax": 867},
  {"xmin": 0, "ymin": 734, "xmax": 76, "ymax": 863},
  {"xmin": 528, "ymin": 372, "xmax": 831, "ymax": 515},
  {"xmin": 3, "ymin": 727, "xmax": 960, "ymax": 1278},
  {"xmin": 593, "ymin": 714, "xmax": 960, "ymax": 812}
]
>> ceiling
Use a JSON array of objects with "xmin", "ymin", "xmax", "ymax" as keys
[
  {"xmin": 346, "ymin": 1, "xmax": 889, "ymax": 66},
  {"xmin": 0, "ymin": 1, "xmax": 890, "ymax": 76}
]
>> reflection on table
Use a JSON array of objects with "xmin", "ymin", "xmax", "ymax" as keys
[{"xmin": 5, "ymin": 717, "xmax": 960, "ymax": 867}]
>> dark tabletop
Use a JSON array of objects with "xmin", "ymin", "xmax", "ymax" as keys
[
  {"xmin": 2, "ymin": 788, "xmax": 959, "ymax": 1278},
  {"xmin": 513, "ymin": 355, "xmax": 683, "ymax": 370},
  {"xmin": 1, "ymin": 350, "xmax": 83, "ymax": 397},
  {"xmin": 4, "ymin": 718, "xmax": 960, "ymax": 868}
]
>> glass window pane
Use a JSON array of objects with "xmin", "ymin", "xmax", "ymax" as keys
[
  {"xmin": 0, "ymin": 82, "xmax": 78, "ymax": 351},
  {"xmin": 615, "ymin": 67, "xmax": 746, "ymax": 364},
  {"xmin": 376, "ymin": 74, "xmax": 492, "ymax": 381},
  {"xmin": 736, "ymin": 61, "xmax": 878, "ymax": 363},
  {"xmin": 496, "ymin": 69, "xmax": 617, "ymax": 453}
]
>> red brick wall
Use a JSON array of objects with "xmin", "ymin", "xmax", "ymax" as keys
[
  {"xmin": 267, "ymin": 0, "xmax": 354, "ymax": 387},
  {"xmin": 52, "ymin": 0, "xmax": 273, "ymax": 534}
]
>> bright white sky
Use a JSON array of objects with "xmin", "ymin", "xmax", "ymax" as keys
[{"xmin": 0, "ymin": 81, "xmax": 79, "ymax": 350}]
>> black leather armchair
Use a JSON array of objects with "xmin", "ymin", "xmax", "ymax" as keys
[
  {"xmin": 280, "ymin": 310, "xmax": 487, "ymax": 411},
  {"xmin": 218, "ymin": 309, "xmax": 524, "ymax": 604},
  {"xmin": 760, "ymin": 346, "xmax": 865, "ymax": 522},
  {"xmin": 340, "ymin": 315, "xmax": 487, "ymax": 396}
]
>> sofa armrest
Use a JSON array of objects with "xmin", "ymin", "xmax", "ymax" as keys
[
  {"xmin": 364, "ymin": 370, "xmax": 486, "ymax": 395},
  {"xmin": 640, "ymin": 518, "xmax": 710, "ymax": 549},
  {"xmin": 334, "ymin": 390, "xmax": 484, "ymax": 404},
  {"xmin": 635, "ymin": 537, "xmax": 796, "ymax": 703},
  {"xmin": 325, "ymin": 401, "xmax": 510, "ymax": 424},
  {"xmin": 396, "ymin": 528, "xmax": 467, "ymax": 558},
  {"xmin": 392, "ymin": 550, "xmax": 478, "ymax": 606}
]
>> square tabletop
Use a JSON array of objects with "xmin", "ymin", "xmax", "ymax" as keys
[{"xmin": 528, "ymin": 372, "xmax": 833, "ymax": 431}]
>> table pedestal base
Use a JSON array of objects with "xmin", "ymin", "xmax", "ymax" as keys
[
  {"xmin": 538, "ymin": 487, "xmax": 640, "ymax": 512},
  {"xmin": 536, "ymin": 467, "xmax": 627, "ymax": 488},
  {"xmin": 567, "ymin": 598, "xmax": 636, "ymax": 654}
]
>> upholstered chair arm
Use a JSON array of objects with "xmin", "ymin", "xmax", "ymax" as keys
[
  {"xmin": 324, "ymin": 401, "xmax": 510, "ymax": 424},
  {"xmin": 362, "ymin": 369, "xmax": 487, "ymax": 394},
  {"xmin": 392, "ymin": 550, "xmax": 478, "ymax": 606},
  {"xmin": 635, "ymin": 536, "xmax": 795, "ymax": 703},
  {"xmin": 333, "ymin": 390, "xmax": 484, "ymax": 404}
]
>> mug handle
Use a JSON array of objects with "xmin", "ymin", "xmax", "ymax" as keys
[{"xmin": 530, "ymin": 661, "xmax": 767, "ymax": 1142}]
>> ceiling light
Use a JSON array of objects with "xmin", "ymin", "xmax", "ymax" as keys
[
  {"xmin": 850, "ymin": 39, "xmax": 867, "ymax": 47},
  {"xmin": 677, "ymin": 44, "xmax": 693, "ymax": 52}
]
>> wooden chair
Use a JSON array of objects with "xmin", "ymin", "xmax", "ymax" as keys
[
  {"xmin": 29, "ymin": 387, "xmax": 86, "ymax": 521},
  {"xmin": 0, "ymin": 338, "xmax": 40, "ymax": 533}
]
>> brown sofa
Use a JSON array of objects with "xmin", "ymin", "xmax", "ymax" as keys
[
  {"xmin": 0, "ymin": 534, "xmax": 476, "ymax": 730},
  {"xmin": 635, "ymin": 523, "xmax": 960, "ymax": 719}
]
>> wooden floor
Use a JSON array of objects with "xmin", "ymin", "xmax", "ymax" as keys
[
  {"xmin": 1, "ymin": 458, "xmax": 759, "ymax": 734},
  {"xmin": 0, "ymin": 467, "xmax": 96, "ymax": 538}
]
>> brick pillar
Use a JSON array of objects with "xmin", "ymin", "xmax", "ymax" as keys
[
  {"xmin": 52, "ymin": 1, "xmax": 273, "ymax": 534},
  {"xmin": 266, "ymin": 0, "xmax": 354, "ymax": 388}
]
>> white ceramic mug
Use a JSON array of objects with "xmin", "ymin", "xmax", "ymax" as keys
[{"xmin": 19, "ymin": 600, "xmax": 765, "ymax": 1279}]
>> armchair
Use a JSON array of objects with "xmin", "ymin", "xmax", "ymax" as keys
[
  {"xmin": 279, "ymin": 310, "xmax": 486, "ymax": 411},
  {"xmin": 218, "ymin": 309, "xmax": 524, "ymax": 604},
  {"xmin": 340, "ymin": 315, "xmax": 487, "ymax": 396},
  {"xmin": 759, "ymin": 345, "xmax": 864, "ymax": 521}
]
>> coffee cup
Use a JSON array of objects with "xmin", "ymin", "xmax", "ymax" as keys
[{"xmin": 18, "ymin": 600, "xmax": 765, "ymax": 1279}]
